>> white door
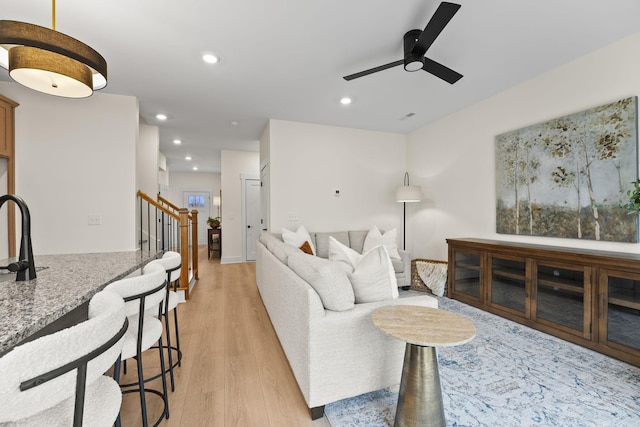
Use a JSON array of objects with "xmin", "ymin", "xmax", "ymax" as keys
[
  {"xmin": 244, "ymin": 179, "xmax": 261, "ymax": 261},
  {"xmin": 183, "ymin": 191, "xmax": 211, "ymax": 246},
  {"xmin": 260, "ymin": 162, "xmax": 270, "ymax": 232}
]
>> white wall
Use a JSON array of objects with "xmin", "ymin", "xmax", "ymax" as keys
[
  {"xmin": 407, "ymin": 31, "xmax": 640, "ymax": 261},
  {"xmin": 0, "ymin": 82, "xmax": 139, "ymax": 254},
  {"xmin": 221, "ymin": 150, "xmax": 259, "ymax": 263},
  {"xmin": 266, "ymin": 119, "xmax": 407, "ymax": 235},
  {"xmin": 137, "ymin": 121, "xmax": 159, "ymax": 197}
]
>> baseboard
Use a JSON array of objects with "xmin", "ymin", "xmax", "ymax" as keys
[{"xmin": 221, "ymin": 256, "xmax": 244, "ymax": 264}]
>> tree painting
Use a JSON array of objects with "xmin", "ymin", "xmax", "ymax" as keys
[{"xmin": 495, "ymin": 97, "xmax": 638, "ymax": 242}]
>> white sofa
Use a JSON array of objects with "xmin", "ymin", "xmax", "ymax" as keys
[{"xmin": 256, "ymin": 231, "xmax": 439, "ymax": 419}]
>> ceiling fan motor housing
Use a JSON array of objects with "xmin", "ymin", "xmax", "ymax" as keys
[{"xmin": 403, "ymin": 29, "xmax": 424, "ymax": 71}]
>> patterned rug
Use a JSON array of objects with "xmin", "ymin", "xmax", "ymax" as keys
[{"xmin": 324, "ymin": 297, "xmax": 640, "ymax": 426}]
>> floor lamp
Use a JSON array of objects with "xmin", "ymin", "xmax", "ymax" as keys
[
  {"xmin": 396, "ymin": 172, "xmax": 423, "ymax": 250},
  {"xmin": 213, "ymin": 196, "xmax": 221, "ymax": 217}
]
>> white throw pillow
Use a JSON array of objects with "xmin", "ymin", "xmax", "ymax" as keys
[
  {"xmin": 282, "ymin": 225, "xmax": 315, "ymax": 255},
  {"xmin": 329, "ymin": 236, "xmax": 398, "ymax": 303},
  {"xmin": 328, "ymin": 236, "xmax": 361, "ymax": 267},
  {"xmin": 363, "ymin": 226, "xmax": 401, "ymax": 260},
  {"xmin": 288, "ymin": 253, "xmax": 354, "ymax": 311}
]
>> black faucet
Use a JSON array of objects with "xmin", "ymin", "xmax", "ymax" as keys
[{"xmin": 0, "ymin": 194, "xmax": 36, "ymax": 281}]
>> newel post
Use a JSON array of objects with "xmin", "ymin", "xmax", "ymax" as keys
[
  {"xmin": 179, "ymin": 208, "xmax": 190, "ymax": 299},
  {"xmin": 190, "ymin": 209, "xmax": 199, "ymax": 280}
]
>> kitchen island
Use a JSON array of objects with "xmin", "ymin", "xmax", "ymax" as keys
[{"xmin": 0, "ymin": 250, "xmax": 161, "ymax": 356}]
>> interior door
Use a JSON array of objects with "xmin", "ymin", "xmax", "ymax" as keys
[
  {"xmin": 245, "ymin": 179, "xmax": 261, "ymax": 261},
  {"xmin": 183, "ymin": 191, "xmax": 211, "ymax": 246}
]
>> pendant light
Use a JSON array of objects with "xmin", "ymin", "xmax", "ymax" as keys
[{"xmin": 0, "ymin": 0, "xmax": 107, "ymax": 98}]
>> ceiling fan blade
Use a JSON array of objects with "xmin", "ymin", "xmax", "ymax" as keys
[
  {"xmin": 412, "ymin": 2, "xmax": 461, "ymax": 56},
  {"xmin": 343, "ymin": 60, "xmax": 403, "ymax": 81},
  {"xmin": 422, "ymin": 57, "xmax": 463, "ymax": 84}
]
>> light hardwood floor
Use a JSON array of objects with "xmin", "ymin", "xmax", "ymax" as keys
[{"xmin": 119, "ymin": 246, "xmax": 331, "ymax": 426}]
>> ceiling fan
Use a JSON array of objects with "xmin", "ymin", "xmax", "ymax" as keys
[{"xmin": 343, "ymin": 2, "xmax": 463, "ymax": 84}]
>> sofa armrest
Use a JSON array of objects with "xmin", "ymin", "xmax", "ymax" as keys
[{"xmin": 396, "ymin": 249, "xmax": 411, "ymax": 288}]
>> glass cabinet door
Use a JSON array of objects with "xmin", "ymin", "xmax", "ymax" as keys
[
  {"xmin": 452, "ymin": 250, "xmax": 482, "ymax": 301},
  {"xmin": 601, "ymin": 270, "xmax": 640, "ymax": 352},
  {"xmin": 535, "ymin": 263, "xmax": 590, "ymax": 338},
  {"xmin": 489, "ymin": 256, "xmax": 527, "ymax": 315}
]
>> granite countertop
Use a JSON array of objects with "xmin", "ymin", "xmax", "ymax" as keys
[{"xmin": 0, "ymin": 250, "xmax": 161, "ymax": 356}]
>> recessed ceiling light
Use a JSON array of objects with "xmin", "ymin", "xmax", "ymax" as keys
[
  {"xmin": 340, "ymin": 97, "xmax": 352, "ymax": 105},
  {"xmin": 173, "ymin": 139, "xmax": 182, "ymax": 145},
  {"xmin": 202, "ymin": 53, "xmax": 219, "ymax": 64},
  {"xmin": 185, "ymin": 156, "xmax": 192, "ymax": 161},
  {"xmin": 192, "ymin": 166, "xmax": 198, "ymax": 171},
  {"xmin": 156, "ymin": 113, "xmax": 167, "ymax": 121},
  {"xmin": 230, "ymin": 120, "xmax": 239, "ymax": 126}
]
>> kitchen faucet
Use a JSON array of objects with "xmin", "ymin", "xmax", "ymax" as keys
[{"xmin": 0, "ymin": 194, "xmax": 36, "ymax": 281}]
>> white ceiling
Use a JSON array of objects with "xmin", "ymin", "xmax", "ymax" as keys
[{"xmin": 2, "ymin": 0, "xmax": 640, "ymax": 173}]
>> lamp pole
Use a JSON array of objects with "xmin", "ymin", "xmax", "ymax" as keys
[{"xmin": 402, "ymin": 201, "xmax": 407, "ymax": 250}]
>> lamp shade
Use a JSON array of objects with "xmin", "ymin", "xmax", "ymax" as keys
[
  {"xmin": 396, "ymin": 185, "xmax": 423, "ymax": 203},
  {"xmin": 213, "ymin": 196, "xmax": 221, "ymax": 207},
  {"xmin": 0, "ymin": 19, "xmax": 107, "ymax": 98}
]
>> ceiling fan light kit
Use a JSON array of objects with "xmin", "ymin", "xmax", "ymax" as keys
[
  {"xmin": 344, "ymin": 2, "xmax": 462, "ymax": 84},
  {"xmin": 0, "ymin": 1, "xmax": 107, "ymax": 98}
]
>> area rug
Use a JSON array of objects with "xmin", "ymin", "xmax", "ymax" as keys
[{"xmin": 325, "ymin": 297, "xmax": 640, "ymax": 426}]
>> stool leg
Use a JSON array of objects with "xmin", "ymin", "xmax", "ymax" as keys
[
  {"xmin": 173, "ymin": 306, "xmax": 182, "ymax": 367},
  {"xmin": 157, "ymin": 335, "xmax": 170, "ymax": 419},
  {"xmin": 113, "ymin": 356, "xmax": 123, "ymax": 427},
  {"xmin": 136, "ymin": 356, "xmax": 149, "ymax": 427},
  {"xmin": 164, "ymin": 307, "xmax": 176, "ymax": 391}
]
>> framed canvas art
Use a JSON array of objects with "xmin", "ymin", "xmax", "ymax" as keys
[{"xmin": 495, "ymin": 96, "xmax": 638, "ymax": 242}]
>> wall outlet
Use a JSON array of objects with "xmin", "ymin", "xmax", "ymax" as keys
[
  {"xmin": 88, "ymin": 214, "xmax": 102, "ymax": 225},
  {"xmin": 288, "ymin": 212, "xmax": 299, "ymax": 221}
]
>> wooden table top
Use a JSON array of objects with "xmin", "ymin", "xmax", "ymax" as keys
[{"xmin": 372, "ymin": 305, "xmax": 476, "ymax": 347}]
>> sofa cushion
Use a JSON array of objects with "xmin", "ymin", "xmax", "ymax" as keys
[
  {"xmin": 283, "ymin": 225, "xmax": 316, "ymax": 255},
  {"xmin": 363, "ymin": 226, "xmax": 400, "ymax": 260},
  {"xmin": 349, "ymin": 246, "xmax": 399, "ymax": 303},
  {"xmin": 348, "ymin": 230, "xmax": 368, "ymax": 253},
  {"xmin": 390, "ymin": 256, "xmax": 404, "ymax": 273},
  {"xmin": 288, "ymin": 253, "xmax": 355, "ymax": 311},
  {"xmin": 314, "ymin": 232, "xmax": 349, "ymax": 258}
]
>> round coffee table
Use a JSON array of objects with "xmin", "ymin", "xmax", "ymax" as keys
[{"xmin": 372, "ymin": 305, "xmax": 476, "ymax": 427}]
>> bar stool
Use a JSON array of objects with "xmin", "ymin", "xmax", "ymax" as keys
[
  {"xmin": 105, "ymin": 262, "xmax": 169, "ymax": 427},
  {"xmin": 0, "ymin": 290, "xmax": 128, "ymax": 427},
  {"xmin": 143, "ymin": 251, "xmax": 182, "ymax": 392}
]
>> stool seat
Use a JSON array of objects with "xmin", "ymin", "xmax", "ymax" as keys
[
  {"xmin": 16, "ymin": 376, "xmax": 122, "ymax": 427},
  {"xmin": 0, "ymin": 290, "xmax": 127, "ymax": 427}
]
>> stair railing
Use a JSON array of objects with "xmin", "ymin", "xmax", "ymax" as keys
[{"xmin": 136, "ymin": 190, "xmax": 199, "ymax": 299}]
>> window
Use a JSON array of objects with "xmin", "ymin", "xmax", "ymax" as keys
[{"xmin": 188, "ymin": 195, "xmax": 205, "ymax": 208}]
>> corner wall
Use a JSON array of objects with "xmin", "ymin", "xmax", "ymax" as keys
[
  {"xmin": 0, "ymin": 82, "xmax": 139, "ymax": 254},
  {"xmin": 407, "ymin": 31, "xmax": 640, "ymax": 261},
  {"xmin": 221, "ymin": 150, "xmax": 260, "ymax": 263}
]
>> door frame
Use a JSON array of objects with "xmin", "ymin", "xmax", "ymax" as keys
[{"xmin": 241, "ymin": 173, "xmax": 260, "ymax": 261}]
